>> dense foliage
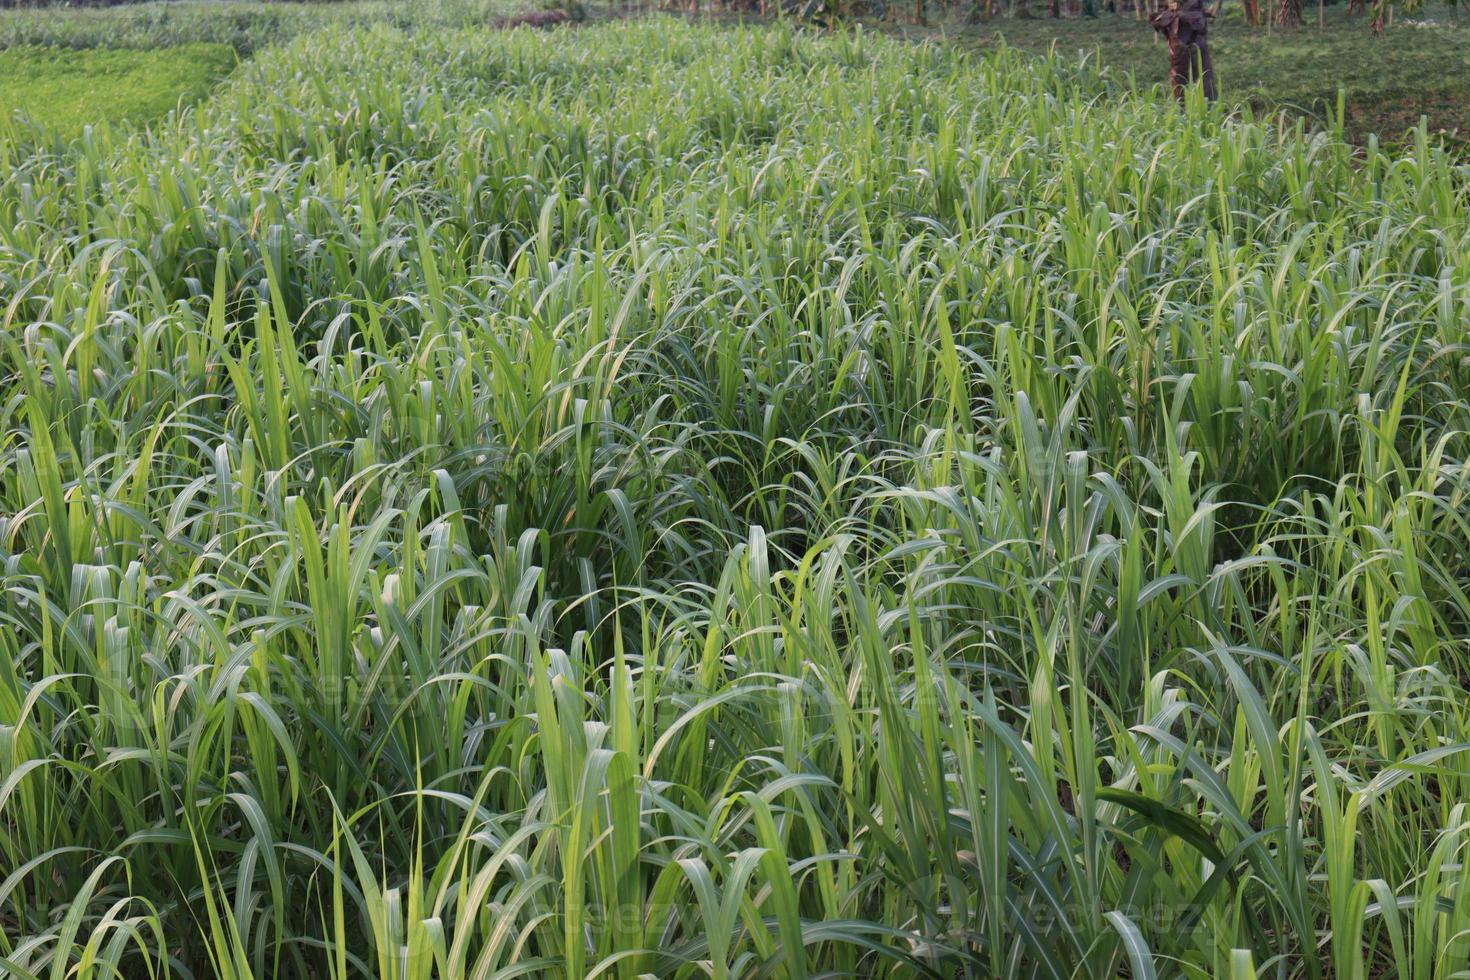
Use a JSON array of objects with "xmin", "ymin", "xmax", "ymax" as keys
[
  {"xmin": 0, "ymin": 43, "xmax": 237, "ymax": 138},
  {"xmin": 0, "ymin": 0, "xmax": 521, "ymax": 55},
  {"xmin": 2, "ymin": 16, "xmax": 1469, "ymax": 979}
]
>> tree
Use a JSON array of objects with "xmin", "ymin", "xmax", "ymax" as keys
[{"xmin": 1275, "ymin": 0, "xmax": 1301, "ymax": 25}]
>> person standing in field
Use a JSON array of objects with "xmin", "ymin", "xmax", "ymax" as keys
[{"xmin": 1150, "ymin": 0, "xmax": 1217, "ymax": 103}]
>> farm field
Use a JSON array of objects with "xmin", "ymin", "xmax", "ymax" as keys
[
  {"xmin": 0, "ymin": 0, "xmax": 524, "ymax": 53},
  {"xmin": 0, "ymin": 43, "xmax": 237, "ymax": 138},
  {"xmin": 1, "ymin": 8, "xmax": 1469, "ymax": 980},
  {"xmin": 0, "ymin": 0, "xmax": 534, "ymax": 134},
  {"xmin": 947, "ymin": 5, "xmax": 1470, "ymax": 149}
]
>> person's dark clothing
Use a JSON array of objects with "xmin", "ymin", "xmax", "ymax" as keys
[{"xmin": 1149, "ymin": 3, "xmax": 1216, "ymax": 102}]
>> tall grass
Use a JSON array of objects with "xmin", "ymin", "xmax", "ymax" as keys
[
  {"xmin": 2, "ymin": 16, "xmax": 1469, "ymax": 979},
  {"xmin": 0, "ymin": 0, "xmax": 531, "ymax": 55}
]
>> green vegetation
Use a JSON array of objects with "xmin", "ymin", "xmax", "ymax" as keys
[
  {"xmin": 2, "ymin": 12, "xmax": 1470, "ymax": 980},
  {"xmin": 948, "ymin": 5, "xmax": 1470, "ymax": 147},
  {"xmin": 0, "ymin": 0, "xmax": 540, "ymax": 138},
  {"xmin": 0, "ymin": 43, "xmax": 237, "ymax": 137},
  {"xmin": 0, "ymin": 0, "xmax": 534, "ymax": 55}
]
